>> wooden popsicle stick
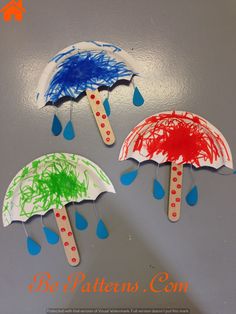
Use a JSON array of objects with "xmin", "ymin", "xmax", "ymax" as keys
[
  {"xmin": 53, "ymin": 206, "xmax": 80, "ymax": 266},
  {"xmin": 168, "ymin": 163, "xmax": 184, "ymax": 222},
  {"xmin": 86, "ymin": 89, "xmax": 115, "ymax": 146}
]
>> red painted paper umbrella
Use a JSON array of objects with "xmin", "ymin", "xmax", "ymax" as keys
[{"xmin": 119, "ymin": 111, "xmax": 233, "ymax": 222}]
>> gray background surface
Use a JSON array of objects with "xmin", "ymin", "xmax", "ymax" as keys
[{"xmin": 0, "ymin": 1, "xmax": 236, "ymax": 313}]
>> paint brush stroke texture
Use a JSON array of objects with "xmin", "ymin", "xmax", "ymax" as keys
[
  {"xmin": 45, "ymin": 51, "xmax": 133, "ymax": 103},
  {"xmin": 2, "ymin": 153, "xmax": 115, "ymax": 226},
  {"xmin": 119, "ymin": 111, "xmax": 233, "ymax": 169}
]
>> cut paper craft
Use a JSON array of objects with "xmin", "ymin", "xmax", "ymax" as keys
[
  {"xmin": 103, "ymin": 98, "xmax": 111, "ymax": 117},
  {"xmin": 153, "ymin": 179, "xmax": 165, "ymax": 200},
  {"xmin": 185, "ymin": 185, "xmax": 198, "ymax": 206},
  {"xmin": 36, "ymin": 41, "xmax": 144, "ymax": 145},
  {"xmin": 119, "ymin": 111, "xmax": 233, "ymax": 222},
  {"xmin": 63, "ymin": 120, "xmax": 75, "ymax": 141},
  {"xmin": 133, "ymin": 87, "xmax": 144, "ymax": 106},
  {"xmin": 96, "ymin": 219, "xmax": 109, "ymax": 239},
  {"xmin": 27, "ymin": 237, "xmax": 41, "ymax": 256},
  {"xmin": 43, "ymin": 226, "xmax": 60, "ymax": 245},
  {"xmin": 120, "ymin": 168, "xmax": 138, "ymax": 186},
  {"xmin": 75, "ymin": 211, "xmax": 88, "ymax": 231},
  {"xmin": 51, "ymin": 114, "xmax": 63, "ymax": 136},
  {"xmin": 3, "ymin": 153, "xmax": 115, "ymax": 266}
]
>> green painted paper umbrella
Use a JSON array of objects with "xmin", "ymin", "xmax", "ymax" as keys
[{"xmin": 3, "ymin": 153, "xmax": 115, "ymax": 266}]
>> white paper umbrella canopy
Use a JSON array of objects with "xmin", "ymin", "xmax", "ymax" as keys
[
  {"xmin": 119, "ymin": 111, "xmax": 233, "ymax": 169},
  {"xmin": 3, "ymin": 153, "xmax": 115, "ymax": 227},
  {"xmin": 36, "ymin": 41, "xmax": 140, "ymax": 107}
]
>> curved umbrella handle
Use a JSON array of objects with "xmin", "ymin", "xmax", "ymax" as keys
[
  {"xmin": 168, "ymin": 163, "xmax": 183, "ymax": 222},
  {"xmin": 53, "ymin": 206, "xmax": 80, "ymax": 266},
  {"xmin": 86, "ymin": 89, "xmax": 115, "ymax": 146}
]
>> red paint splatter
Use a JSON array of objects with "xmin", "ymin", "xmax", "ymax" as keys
[
  {"xmin": 71, "ymin": 246, "xmax": 76, "ymax": 251},
  {"xmin": 172, "ymin": 212, "xmax": 177, "ymax": 217},
  {"xmin": 173, "ymin": 177, "xmax": 177, "ymax": 182},
  {"xmin": 61, "ymin": 227, "xmax": 66, "ymax": 232},
  {"xmin": 90, "ymin": 94, "xmax": 95, "ymax": 99},
  {"xmin": 62, "ymin": 215, "xmax": 66, "ymax": 220},
  {"xmin": 72, "ymin": 258, "xmax": 77, "ymax": 263},
  {"xmin": 56, "ymin": 213, "xmax": 60, "ymax": 218},
  {"xmin": 96, "ymin": 100, "xmax": 100, "ymax": 105},
  {"xmin": 68, "ymin": 232, "xmax": 72, "ymax": 236},
  {"xmin": 96, "ymin": 112, "xmax": 100, "ymax": 116},
  {"xmin": 101, "ymin": 123, "xmax": 105, "ymax": 128},
  {"xmin": 64, "ymin": 242, "xmax": 69, "ymax": 246},
  {"xmin": 120, "ymin": 111, "xmax": 230, "ymax": 167}
]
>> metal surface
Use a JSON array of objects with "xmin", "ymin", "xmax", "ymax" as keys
[{"xmin": 0, "ymin": 1, "xmax": 236, "ymax": 314}]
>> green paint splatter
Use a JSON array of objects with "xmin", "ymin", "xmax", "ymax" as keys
[
  {"xmin": 81, "ymin": 159, "xmax": 111, "ymax": 185},
  {"xmin": 17, "ymin": 157, "xmax": 89, "ymax": 217}
]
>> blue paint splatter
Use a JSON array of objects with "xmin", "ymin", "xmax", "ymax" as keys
[
  {"xmin": 89, "ymin": 41, "xmax": 122, "ymax": 52},
  {"xmin": 45, "ymin": 51, "xmax": 134, "ymax": 104},
  {"xmin": 50, "ymin": 48, "xmax": 76, "ymax": 63}
]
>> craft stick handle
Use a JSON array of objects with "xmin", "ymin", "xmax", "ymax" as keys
[
  {"xmin": 53, "ymin": 206, "xmax": 80, "ymax": 266},
  {"xmin": 86, "ymin": 89, "xmax": 115, "ymax": 145},
  {"xmin": 168, "ymin": 163, "xmax": 184, "ymax": 222}
]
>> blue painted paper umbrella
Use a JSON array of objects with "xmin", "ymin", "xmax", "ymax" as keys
[{"xmin": 36, "ymin": 41, "xmax": 144, "ymax": 145}]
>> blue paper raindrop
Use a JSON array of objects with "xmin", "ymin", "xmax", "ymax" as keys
[
  {"xmin": 43, "ymin": 226, "xmax": 59, "ymax": 245},
  {"xmin": 120, "ymin": 169, "xmax": 138, "ymax": 186},
  {"xmin": 27, "ymin": 237, "xmax": 41, "ymax": 256},
  {"xmin": 63, "ymin": 120, "xmax": 75, "ymax": 140},
  {"xmin": 133, "ymin": 87, "xmax": 144, "ymax": 106},
  {"xmin": 75, "ymin": 211, "xmax": 88, "ymax": 231},
  {"xmin": 103, "ymin": 98, "xmax": 111, "ymax": 116},
  {"xmin": 186, "ymin": 185, "xmax": 198, "ymax": 206},
  {"xmin": 96, "ymin": 219, "xmax": 109, "ymax": 239},
  {"xmin": 51, "ymin": 114, "xmax": 62, "ymax": 136},
  {"xmin": 153, "ymin": 179, "xmax": 165, "ymax": 200}
]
